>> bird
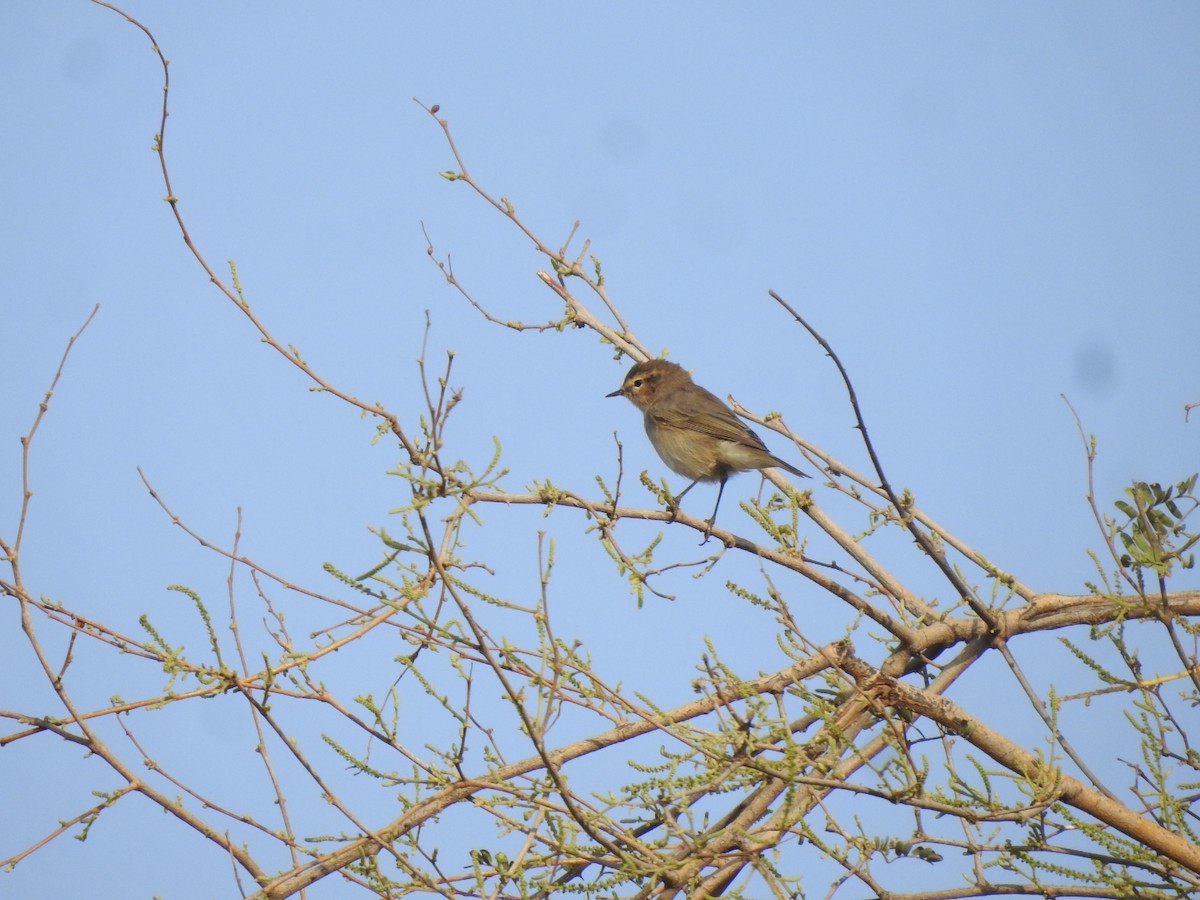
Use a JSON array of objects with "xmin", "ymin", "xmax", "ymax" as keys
[{"xmin": 606, "ymin": 358, "xmax": 809, "ymax": 534}]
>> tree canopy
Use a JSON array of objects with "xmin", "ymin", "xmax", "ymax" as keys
[{"xmin": 3, "ymin": 5, "xmax": 1199, "ymax": 899}]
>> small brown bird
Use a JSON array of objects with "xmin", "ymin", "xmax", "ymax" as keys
[{"xmin": 607, "ymin": 359, "xmax": 809, "ymax": 532}]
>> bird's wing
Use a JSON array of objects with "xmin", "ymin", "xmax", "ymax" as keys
[{"xmin": 649, "ymin": 394, "xmax": 770, "ymax": 451}]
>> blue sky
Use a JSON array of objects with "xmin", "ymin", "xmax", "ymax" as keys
[{"xmin": 3, "ymin": 2, "xmax": 1198, "ymax": 896}]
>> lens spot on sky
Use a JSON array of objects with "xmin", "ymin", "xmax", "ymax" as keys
[
  {"xmin": 61, "ymin": 38, "xmax": 109, "ymax": 85},
  {"xmin": 1073, "ymin": 342, "xmax": 1118, "ymax": 394},
  {"xmin": 899, "ymin": 81, "xmax": 958, "ymax": 135},
  {"xmin": 595, "ymin": 112, "xmax": 648, "ymax": 165}
]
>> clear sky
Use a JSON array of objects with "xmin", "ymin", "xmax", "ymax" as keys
[{"xmin": 3, "ymin": 2, "xmax": 1198, "ymax": 896}]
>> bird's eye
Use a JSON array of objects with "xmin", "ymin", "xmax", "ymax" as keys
[{"xmin": 632, "ymin": 379, "xmax": 644, "ymax": 388}]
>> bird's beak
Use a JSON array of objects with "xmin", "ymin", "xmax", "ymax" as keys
[{"xmin": 605, "ymin": 387, "xmax": 624, "ymax": 398}]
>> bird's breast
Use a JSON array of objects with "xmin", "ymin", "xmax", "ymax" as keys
[{"xmin": 644, "ymin": 414, "xmax": 726, "ymax": 481}]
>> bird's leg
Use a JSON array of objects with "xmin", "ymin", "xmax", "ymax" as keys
[
  {"xmin": 669, "ymin": 479, "xmax": 700, "ymax": 519},
  {"xmin": 701, "ymin": 477, "xmax": 728, "ymax": 544}
]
